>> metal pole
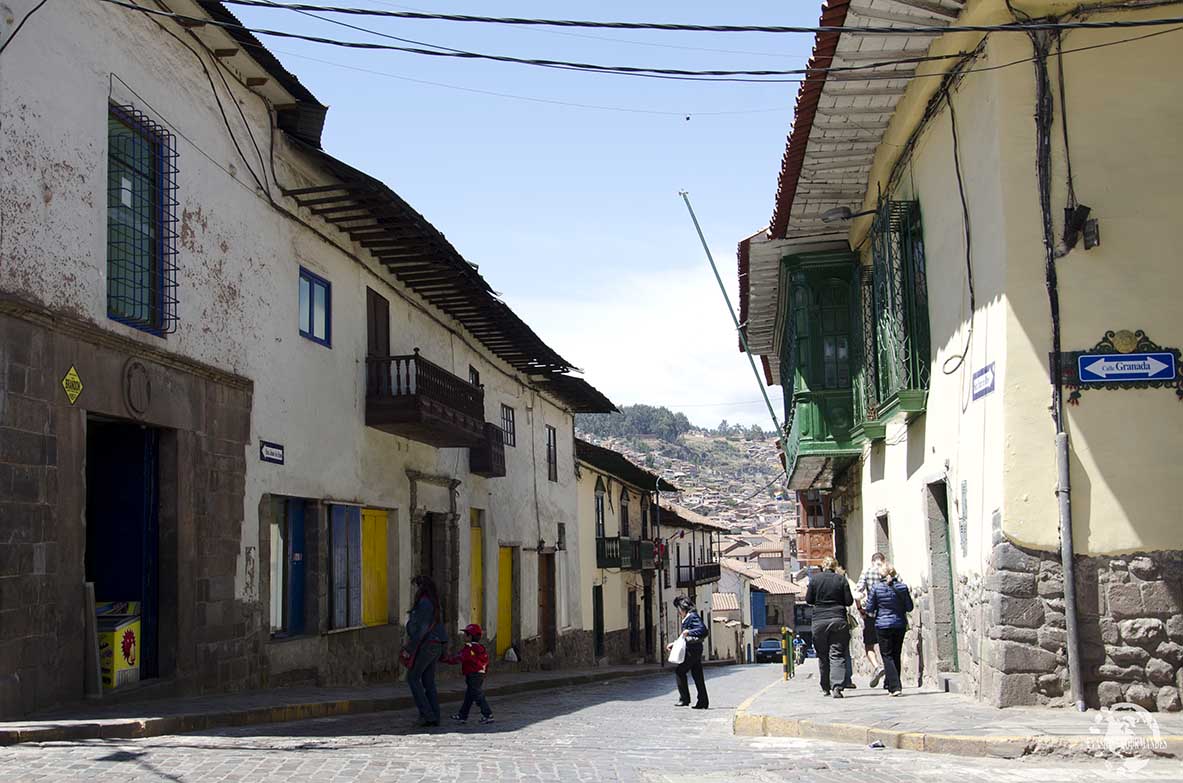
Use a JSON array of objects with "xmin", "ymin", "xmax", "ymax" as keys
[
  {"xmin": 656, "ymin": 478, "xmax": 666, "ymax": 669},
  {"xmin": 1057, "ymin": 432, "xmax": 1085, "ymax": 711},
  {"xmin": 679, "ymin": 192, "xmax": 788, "ymax": 460}
]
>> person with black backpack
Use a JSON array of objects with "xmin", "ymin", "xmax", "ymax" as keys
[{"xmin": 864, "ymin": 563, "xmax": 914, "ymax": 697}]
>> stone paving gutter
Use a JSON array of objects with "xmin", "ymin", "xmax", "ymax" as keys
[
  {"xmin": 0, "ymin": 662, "xmax": 730, "ymax": 746},
  {"xmin": 733, "ymin": 662, "xmax": 1183, "ymax": 761}
]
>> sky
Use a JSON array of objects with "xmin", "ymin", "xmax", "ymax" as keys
[{"xmin": 233, "ymin": 0, "xmax": 822, "ymax": 428}]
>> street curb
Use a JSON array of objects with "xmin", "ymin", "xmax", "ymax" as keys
[
  {"xmin": 732, "ymin": 709, "xmax": 1183, "ymax": 761},
  {"xmin": 0, "ymin": 664, "xmax": 720, "ymax": 747}
]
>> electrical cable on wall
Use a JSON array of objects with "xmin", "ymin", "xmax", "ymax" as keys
[
  {"xmin": 940, "ymin": 87, "xmax": 976, "ymax": 378},
  {"xmin": 0, "ymin": 0, "xmax": 51, "ymax": 56}
]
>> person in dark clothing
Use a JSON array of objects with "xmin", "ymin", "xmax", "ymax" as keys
[
  {"xmin": 402, "ymin": 575, "xmax": 448, "ymax": 727},
  {"xmin": 805, "ymin": 556, "xmax": 854, "ymax": 698},
  {"xmin": 667, "ymin": 596, "xmax": 709, "ymax": 709},
  {"xmin": 444, "ymin": 623, "xmax": 494, "ymax": 724},
  {"xmin": 865, "ymin": 563, "xmax": 914, "ymax": 696}
]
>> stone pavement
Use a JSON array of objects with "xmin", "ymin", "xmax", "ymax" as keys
[
  {"xmin": 735, "ymin": 659, "xmax": 1183, "ymax": 760},
  {"xmin": 0, "ymin": 661, "xmax": 717, "ymax": 746},
  {"xmin": 2, "ymin": 665, "xmax": 1182, "ymax": 782}
]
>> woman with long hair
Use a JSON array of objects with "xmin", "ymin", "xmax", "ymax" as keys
[
  {"xmin": 402, "ymin": 574, "xmax": 448, "ymax": 727},
  {"xmin": 666, "ymin": 596, "xmax": 709, "ymax": 709},
  {"xmin": 805, "ymin": 556, "xmax": 854, "ymax": 698},
  {"xmin": 865, "ymin": 562, "xmax": 914, "ymax": 697}
]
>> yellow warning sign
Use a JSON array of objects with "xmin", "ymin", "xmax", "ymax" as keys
[{"xmin": 61, "ymin": 366, "xmax": 83, "ymax": 405}]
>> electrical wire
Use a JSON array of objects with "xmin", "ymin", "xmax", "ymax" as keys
[
  {"xmin": 1055, "ymin": 32, "xmax": 1078, "ymax": 209},
  {"xmin": 0, "ymin": 0, "xmax": 51, "ymax": 56},
  {"xmin": 940, "ymin": 88, "xmax": 975, "ymax": 377},
  {"xmin": 271, "ymin": 48, "xmax": 790, "ymax": 116},
  {"xmin": 220, "ymin": 0, "xmax": 1183, "ymax": 36},
  {"xmin": 98, "ymin": 0, "xmax": 970, "ymax": 81}
]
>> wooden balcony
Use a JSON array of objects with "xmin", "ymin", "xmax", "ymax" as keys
[
  {"xmin": 365, "ymin": 350, "xmax": 484, "ymax": 447},
  {"xmin": 676, "ymin": 562, "xmax": 721, "ymax": 588},
  {"xmin": 469, "ymin": 422, "xmax": 507, "ymax": 478},
  {"xmin": 596, "ymin": 537, "xmax": 637, "ymax": 570},
  {"xmin": 638, "ymin": 539, "xmax": 656, "ymax": 570}
]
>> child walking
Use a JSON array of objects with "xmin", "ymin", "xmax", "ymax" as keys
[{"xmin": 444, "ymin": 623, "xmax": 494, "ymax": 724}]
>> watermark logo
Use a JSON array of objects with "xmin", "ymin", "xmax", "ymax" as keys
[{"xmin": 1088, "ymin": 703, "xmax": 1167, "ymax": 773}]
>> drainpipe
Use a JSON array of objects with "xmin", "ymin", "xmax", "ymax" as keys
[{"xmin": 1057, "ymin": 432, "xmax": 1085, "ymax": 711}]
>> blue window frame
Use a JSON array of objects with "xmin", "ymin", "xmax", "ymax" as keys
[{"xmin": 298, "ymin": 267, "xmax": 331, "ymax": 346}]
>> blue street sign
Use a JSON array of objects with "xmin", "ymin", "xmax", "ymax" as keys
[
  {"xmin": 972, "ymin": 363, "xmax": 995, "ymax": 401},
  {"xmin": 1078, "ymin": 352, "xmax": 1176, "ymax": 383}
]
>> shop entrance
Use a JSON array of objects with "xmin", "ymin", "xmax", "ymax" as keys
[{"xmin": 85, "ymin": 417, "xmax": 163, "ymax": 682}]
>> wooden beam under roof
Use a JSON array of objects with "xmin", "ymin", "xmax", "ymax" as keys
[
  {"xmin": 830, "ymin": 48, "xmax": 932, "ymax": 62},
  {"xmin": 821, "ymin": 85, "xmax": 909, "ymax": 97},
  {"xmin": 845, "ymin": 3, "xmax": 951, "ymax": 28},
  {"xmin": 880, "ymin": 0, "xmax": 961, "ymax": 20},
  {"xmin": 213, "ymin": 48, "xmax": 239, "ymax": 58},
  {"xmin": 283, "ymin": 183, "xmax": 351, "ymax": 197},
  {"xmin": 815, "ymin": 106, "xmax": 898, "ymax": 118}
]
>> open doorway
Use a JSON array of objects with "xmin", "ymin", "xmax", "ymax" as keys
[
  {"xmin": 86, "ymin": 417, "xmax": 167, "ymax": 685},
  {"xmin": 925, "ymin": 481, "xmax": 958, "ymax": 673}
]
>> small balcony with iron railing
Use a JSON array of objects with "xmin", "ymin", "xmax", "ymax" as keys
[
  {"xmin": 676, "ymin": 562, "xmax": 721, "ymax": 588},
  {"xmin": 596, "ymin": 536, "xmax": 640, "ymax": 570},
  {"xmin": 365, "ymin": 349, "xmax": 485, "ymax": 448},
  {"xmin": 469, "ymin": 421, "xmax": 507, "ymax": 478}
]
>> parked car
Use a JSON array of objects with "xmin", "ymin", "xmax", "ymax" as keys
[{"xmin": 754, "ymin": 639, "xmax": 784, "ymax": 663}]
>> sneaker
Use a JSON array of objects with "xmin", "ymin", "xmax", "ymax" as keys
[
  {"xmin": 450, "ymin": 714, "xmax": 468, "ymax": 723},
  {"xmin": 890, "ymin": 690, "xmax": 902, "ymax": 697},
  {"xmin": 821, "ymin": 689, "xmax": 831, "ymax": 697},
  {"xmin": 479, "ymin": 715, "xmax": 495, "ymax": 724},
  {"xmin": 870, "ymin": 668, "xmax": 885, "ymax": 688},
  {"xmin": 674, "ymin": 701, "xmax": 690, "ymax": 707}
]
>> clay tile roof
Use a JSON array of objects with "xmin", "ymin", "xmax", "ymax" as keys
[{"xmin": 711, "ymin": 592, "xmax": 740, "ymax": 612}]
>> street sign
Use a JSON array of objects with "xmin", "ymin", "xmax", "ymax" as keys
[
  {"xmin": 1077, "ymin": 352, "xmax": 1176, "ymax": 383},
  {"xmin": 259, "ymin": 440, "xmax": 285, "ymax": 465},
  {"xmin": 972, "ymin": 363, "xmax": 995, "ymax": 401}
]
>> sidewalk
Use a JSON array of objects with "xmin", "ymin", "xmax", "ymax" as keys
[
  {"xmin": 0, "ymin": 661, "xmax": 716, "ymax": 746},
  {"xmin": 734, "ymin": 659, "xmax": 1183, "ymax": 760}
]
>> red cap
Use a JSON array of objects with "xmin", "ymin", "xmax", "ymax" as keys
[{"xmin": 464, "ymin": 623, "xmax": 483, "ymax": 638}]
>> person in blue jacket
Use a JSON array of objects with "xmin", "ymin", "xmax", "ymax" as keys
[
  {"xmin": 666, "ymin": 596, "xmax": 709, "ymax": 709},
  {"xmin": 865, "ymin": 563, "xmax": 914, "ymax": 697},
  {"xmin": 402, "ymin": 575, "xmax": 449, "ymax": 726}
]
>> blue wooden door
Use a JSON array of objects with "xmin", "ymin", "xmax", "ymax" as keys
[{"xmin": 286, "ymin": 500, "xmax": 306, "ymax": 635}]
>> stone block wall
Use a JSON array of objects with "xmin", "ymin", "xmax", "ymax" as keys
[{"xmin": 980, "ymin": 540, "xmax": 1183, "ymax": 711}]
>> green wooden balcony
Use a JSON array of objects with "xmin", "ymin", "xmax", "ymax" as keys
[{"xmin": 783, "ymin": 389, "xmax": 860, "ymax": 491}]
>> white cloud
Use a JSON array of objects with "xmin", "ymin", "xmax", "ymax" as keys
[{"xmin": 508, "ymin": 259, "xmax": 784, "ymax": 429}]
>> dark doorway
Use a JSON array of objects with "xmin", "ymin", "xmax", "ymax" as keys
[
  {"xmin": 643, "ymin": 576, "xmax": 654, "ymax": 662},
  {"xmin": 418, "ymin": 512, "xmax": 438, "ymax": 579},
  {"xmin": 86, "ymin": 418, "xmax": 161, "ymax": 680},
  {"xmin": 366, "ymin": 287, "xmax": 390, "ymax": 358},
  {"xmin": 592, "ymin": 585, "xmax": 604, "ymax": 659},
  {"xmin": 925, "ymin": 481, "xmax": 958, "ymax": 673},
  {"xmin": 538, "ymin": 553, "xmax": 557, "ymax": 654},
  {"xmin": 627, "ymin": 589, "xmax": 640, "ymax": 654}
]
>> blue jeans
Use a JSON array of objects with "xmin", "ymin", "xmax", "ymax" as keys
[
  {"xmin": 458, "ymin": 673, "xmax": 492, "ymax": 719},
  {"xmin": 408, "ymin": 642, "xmax": 443, "ymax": 722}
]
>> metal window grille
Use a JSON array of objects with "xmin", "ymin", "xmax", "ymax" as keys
[
  {"xmin": 546, "ymin": 425, "xmax": 558, "ymax": 482},
  {"xmin": 500, "ymin": 404, "xmax": 516, "ymax": 447},
  {"xmin": 871, "ymin": 200, "xmax": 930, "ymax": 402},
  {"xmin": 107, "ymin": 104, "xmax": 178, "ymax": 335}
]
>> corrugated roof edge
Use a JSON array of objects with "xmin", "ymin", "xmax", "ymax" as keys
[
  {"xmin": 575, "ymin": 439, "xmax": 676, "ymax": 491},
  {"xmin": 198, "ymin": 1, "xmax": 327, "ymax": 147},
  {"xmin": 739, "ymin": 0, "xmax": 850, "ymax": 336}
]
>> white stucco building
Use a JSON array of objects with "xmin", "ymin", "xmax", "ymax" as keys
[{"xmin": 0, "ymin": 0, "xmax": 612, "ymax": 716}]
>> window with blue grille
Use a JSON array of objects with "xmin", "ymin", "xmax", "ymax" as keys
[
  {"xmin": 107, "ymin": 104, "xmax": 178, "ymax": 336},
  {"xmin": 298, "ymin": 267, "xmax": 331, "ymax": 346}
]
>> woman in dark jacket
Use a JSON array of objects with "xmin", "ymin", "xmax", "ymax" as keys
[
  {"xmin": 402, "ymin": 575, "xmax": 448, "ymax": 726},
  {"xmin": 805, "ymin": 556, "xmax": 854, "ymax": 698},
  {"xmin": 666, "ymin": 596, "xmax": 709, "ymax": 709},
  {"xmin": 865, "ymin": 563, "xmax": 913, "ymax": 696}
]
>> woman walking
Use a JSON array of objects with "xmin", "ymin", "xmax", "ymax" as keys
[
  {"xmin": 667, "ymin": 596, "xmax": 709, "ymax": 709},
  {"xmin": 805, "ymin": 556, "xmax": 853, "ymax": 698},
  {"xmin": 402, "ymin": 575, "xmax": 448, "ymax": 727},
  {"xmin": 865, "ymin": 562, "xmax": 914, "ymax": 696}
]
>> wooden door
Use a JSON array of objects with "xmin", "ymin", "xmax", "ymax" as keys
[
  {"xmin": 469, "ymin": 515, "xmax": 484, "ymax": 626},
  {"xmin": 366, "ymin": 287, "xmax": 390, "ymax": 357},
  {"xmin": 496, "ymin": 547, "xmax": 514, "ymax": 657},
  {"xmin": 538, "ymin": 553, "xmax": 556, "ymax": 654},
  {"xmin": 592, "ymin": 585, "xmax": 604, "ymax": 659},
  {"xmin": 361, "ymin": 509, "xmax": 388, "ymax": 626}
]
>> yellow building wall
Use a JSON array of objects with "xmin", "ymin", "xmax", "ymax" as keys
[
  {"xmin": 848, "ymin": 3, "xmax": 1183, "ymax": 559},
  {"xmin": 576, "ymin": 465, "xmax": 648, "ymax": 635}
]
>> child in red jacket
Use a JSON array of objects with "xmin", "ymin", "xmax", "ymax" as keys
[{"xmin": 443, "ymin": 624, "xmax": 493, "ymax": 724}]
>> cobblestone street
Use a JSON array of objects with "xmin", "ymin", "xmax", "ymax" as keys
[{"xmin": 2, "ymin": 666, "xmax": 1179, "ymax": 782}]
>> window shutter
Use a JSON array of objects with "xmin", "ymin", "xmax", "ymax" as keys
[
  {"xmin": 331, "ymin": 505, "xmax": 349, "ymax": 629},
  {"xmin": 347, "ymin": 507, "xmax": 363, "ymax": 628}
]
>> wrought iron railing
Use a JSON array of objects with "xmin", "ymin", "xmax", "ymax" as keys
[
  {"xmin": 870, "ymin": 200, "xmax": 931, "ymax": 406},
  {"xmin": 365, "ymin": 349, "xmax": 484, "ymax": 419}
]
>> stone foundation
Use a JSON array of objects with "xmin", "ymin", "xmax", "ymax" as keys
[{"xmin": 980, "ymin": 541, "xmax": 1183, "ymax": 711}]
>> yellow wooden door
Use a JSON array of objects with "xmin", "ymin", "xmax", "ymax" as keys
[
  {"xmin": 469, "ymin": 524, "xmax": 484, "ymax": 626},
  {"xmin": 361, "ymin": 508, "xmax": 388, "ymax": 626},
  {"xmin": 496, "ymin": 546, "xmax": 513, "ymax": 656}
]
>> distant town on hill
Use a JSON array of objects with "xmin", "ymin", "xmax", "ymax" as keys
[{"xmin": 576, "ymin": 405, "xmax": 793, "ymax": 538}]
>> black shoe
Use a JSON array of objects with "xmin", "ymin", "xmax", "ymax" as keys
[
  {"xmin": 822, "ymin": 689, "xmax": 831, "ymax": 697},
  {"xmin": 843, "ymin": 683, "xmax": 857, "ymax": 689},
  {"xmin": 692, "ymin": 704, "xmax": 709, "ymax": 710},
  {"xmin": 675, "ymin": 701, "xmax": 690, "ymax": 707}
]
